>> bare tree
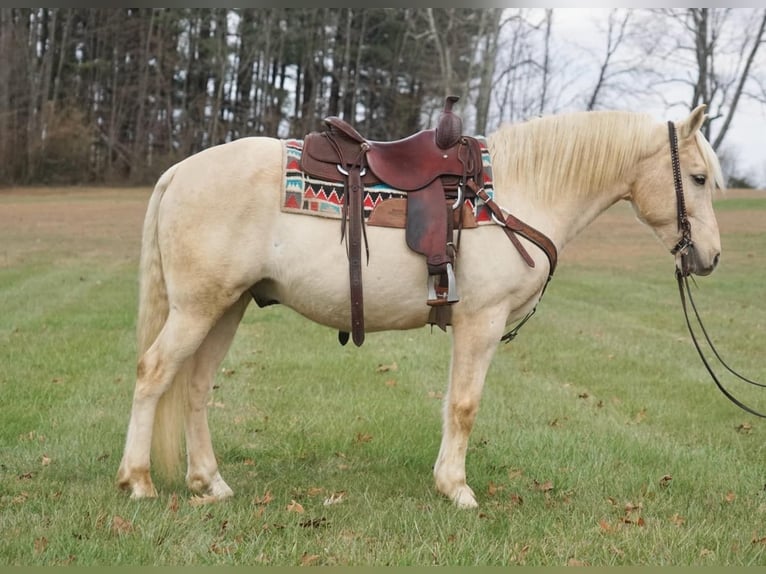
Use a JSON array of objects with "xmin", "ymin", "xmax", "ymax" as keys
[{"xmin": 645, "ymin": 8, "xmax": 766, "ymax": 150}]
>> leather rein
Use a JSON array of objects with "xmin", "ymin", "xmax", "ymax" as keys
[{"xmin": 668, "ymin": 120, "xmax": 766, "ymax": 418}]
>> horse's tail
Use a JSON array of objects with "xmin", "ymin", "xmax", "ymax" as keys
[{"xmin": 135, "ymin": 164, "xmax": 187, "ymax": 481}]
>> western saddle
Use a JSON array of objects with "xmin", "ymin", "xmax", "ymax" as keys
[{"xmin": 300, "ymin": 96, "xmax": 557, "ymax": 346}]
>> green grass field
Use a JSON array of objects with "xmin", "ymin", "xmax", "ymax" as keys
[{"xmin": 1, "ymin": 187, "xmax": 765, "ymax": 566}]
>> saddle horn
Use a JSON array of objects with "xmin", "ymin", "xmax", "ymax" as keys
[{"xmin": 435, "ymin": 96, "xmax": 462, "ymax": 149}]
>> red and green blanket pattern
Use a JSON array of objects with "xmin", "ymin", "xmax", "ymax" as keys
[{"xmin": 281, "ymin": 138, "xmax": 495, "ymax": 223}]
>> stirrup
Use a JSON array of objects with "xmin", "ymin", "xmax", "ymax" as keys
[{"xmin": 427, "ymin": 263, "xmax": 459, "ymax": 306}]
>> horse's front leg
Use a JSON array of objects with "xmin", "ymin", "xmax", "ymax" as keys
[{"xmin": 433, "ymin": 307, "xmax": 505, "ymax": 508}]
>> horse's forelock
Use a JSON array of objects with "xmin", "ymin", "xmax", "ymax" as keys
[{"xmin": 694, "ymin": 130, "xmax": 725, "ymax": 190}]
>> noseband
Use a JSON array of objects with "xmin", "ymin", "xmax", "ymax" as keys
[{"xmin": 668, "ymin": 120, "xmax": 766, "ymax": 418}]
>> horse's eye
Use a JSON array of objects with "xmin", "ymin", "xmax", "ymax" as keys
[{"xmin": 692, "ymin": 174, "xmax": 707, "ymax": 186}]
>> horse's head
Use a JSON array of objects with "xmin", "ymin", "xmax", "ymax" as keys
[{"xmin": 629, "ymin": 105, "xmax": 723, "ymax": 277}]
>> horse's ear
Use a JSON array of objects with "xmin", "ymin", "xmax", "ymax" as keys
[{"xmin": 678, "ymin": 104, "xmax": 707, "ymax": 138}]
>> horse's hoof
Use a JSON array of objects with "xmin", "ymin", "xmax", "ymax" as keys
[
  {"xmin": 117, "ymin": 471, "xmax": 158, "ymax": 499},
  {"xmin": 187, "ymin": 471, "xmax": 234, "ymax": 500},
  {"xmin": 452, "ymin": 485, "xmax": 478, "ymax": 509}
]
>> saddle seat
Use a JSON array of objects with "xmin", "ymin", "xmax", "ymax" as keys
[{"xmin": 299, "ymin": 96, "xmax": 485, "ymax": 346}]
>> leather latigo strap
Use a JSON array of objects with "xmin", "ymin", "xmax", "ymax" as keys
[
  {"xmin": 347, "ymin": 163, "xmax": 366, "ymax": 347},
  {"xmin": 473, "ymin": 185, "xmax": 558, "ymax": 277}
]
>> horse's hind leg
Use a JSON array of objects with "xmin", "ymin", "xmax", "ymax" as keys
[
  {"xmin": 433, "ymin": 308, "xmax": 504, "ymax": 508},
  {"xmin": 117, "ymin": 309, "xmax": 219, "ymax": 499},
  {"xmin": 184, "ymin": 294, "xmax": 249, "ymax": 498}
]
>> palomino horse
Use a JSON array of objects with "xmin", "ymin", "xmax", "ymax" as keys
[{"xmin": 117, "ymin": 105, "xmax": 723, "ymax": 508}]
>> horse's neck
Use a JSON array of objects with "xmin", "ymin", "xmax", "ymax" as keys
[{"xmin": 493, "ymin": 178, "xmax": 630, "ymax": 254}]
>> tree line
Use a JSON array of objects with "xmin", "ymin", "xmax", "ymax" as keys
[{"xmin": 0, "ymin": 8, "xmax": 764, "ymax": 186}]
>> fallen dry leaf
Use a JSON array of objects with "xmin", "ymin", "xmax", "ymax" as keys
[
  {"xmin": 300, "ymin": 517, "xmax": 327, "ymax": 528},
  {"xmin": 188, "ymin": 494, "xmax": 220, "ymax": 506},
  {"xmin": 598, "ymin": 518, "xmax": 613, "ymax": 533},
  {"xmin": 41, "ymin": 455, "xmax": 51, "ymax": 466},
  {"xmin": 725, "ymin": 491, "xmax": 737, "ymax": 503},
  {"xmin": 323, "ymin": 491, "xmax": 346, "ymax": 506},
  {"xmin": 307, "ymin": 487, "xmax": 324, "ymax": 497},
  {"xmin": 670, "ymin": 513, "xmax": 685, "ymax": 526},
  {"xmin": 287, "ymin": 500, "xmax": 305, "ymax": 513},
  {"xmin": 384, "ymin": 379, "xmax": 397, "ymax": 387},
  {"xmin": 427, "ymin": 390, "xmax": 443, "ymax": 399},
  {"xmin": 254, "ymin": 490, "xmax": 273, "ymax": 506},
  {"xmin": 167, "ymin": 493, "xmax": 179, "ymax": 513},
  {"xmin": 376, "ymin": 362, "xmax": 397, "ymax": 373},
  {"xmin": 567, "ymin": 558, "xmax": 589, "ymax": 566},
  {"xmin": 533, "ymin": 479, "xmax": 553, "ymax": 493},
  {"xmin": 736, "ymin": 422, "xmax": 753, "ymax": 434},
  {"xmin": 508, "ymin": 468, "xmax": 524, "ymax": 480},
  {"xmin": 301, "ymin": 553, "xmax": 320, "ymax": 566},
  {"xmin": 354, "ymin": 432, "xmax": 373, "ymax": 444},
  {"xmin": 699, "ymin": 548, "xmax": 715, "ymax": 558},
  {"xmin": 659, "ymin": 474, "xmax": 673, "ymax": 488},
  {"xmin": 34, "ymin": 537, "xmax": 48, "ymax": 554},
  {"xmin": 111, "ymin": 515, "xmax": 134, "ymax": 536}
]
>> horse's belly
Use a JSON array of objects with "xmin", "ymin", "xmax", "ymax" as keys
[{"xmin": 259, "ymin": 230, "xmax": 433, "ymax": 332}]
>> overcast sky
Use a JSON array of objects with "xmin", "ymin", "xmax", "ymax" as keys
[{"xmin": 546, "ymin": 8, "xmax": 765, "ymax": 185}]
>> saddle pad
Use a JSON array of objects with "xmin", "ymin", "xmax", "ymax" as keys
[{"xmin": 281, "ymin": 138, "xmax": 496, "ymax": 223}]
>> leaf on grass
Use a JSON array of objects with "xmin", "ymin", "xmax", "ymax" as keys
[
  {"xmin": 287, "ymin": 500, "xmax": 305, "ymax": 513},
  {"xmin": 725, "ymin": 491, "xmax": 737, "ymax": 503},
  {"xmin": 300, "ymin": 517, "xmax": 328, "ymax": 528},
  {"xmin": 41, "ymin": 455, "xmax": 51, "ymax": 466},
  {"xmin": 307, "ymin": 487, "xmax": 324, "ymax": 497},
  {"xmin": 752, "ymin": 535, "xmax": 766, "ymax": 545},
  {"xmin": 254, "ymin": 490, "xmax": 273, "ymax": 506},
  {"xmin": 384, "ymin": 379, "xmax": 397, "ymax": 387},
  {"xmin": 189, "ymin": 494, "xmax": 220, "ymax": 506},
  {"xmin": 376, "ymin": 362, "xmax": 397, "ymax": 373},
  {"xmin": 111, "ymin": 515, "xmax": 134, "ymax": 536},
  {"xmin": 323, "ymin": 491, "xmax": 346, "ymax": 506},
  {"xmin": 34, "ymin": 537, "xmax": 48, "ymax": 554},
  {"xmin": 508, "ymin": 468, "xmax": 524, "ymax": 480},
  {"xmin": 736, "ymin": 422, "xmax": 753, "ymax": 434},
  {"xmin": 210, "ymin": 543, "xmax": 233, "ymax": 555},
  {"xmin": 634, "ymin": 408, "xmax": 648, "ymax": 423},
  {"xmin": 699, "ymin": 548, "xmax": 715, "ymax": 558},
  {"xmin": 670, "ymin": 513, "xmax": 685, "ymax": 527},
  {"xmin": 301, "ymin": 553, "xmax": 321, "ymax": 566},
  {"xmin": 533, "ymin": 479, "xmax": 553, "ymax": 493},
  {"xmin": 509, "ymin": 493, "xmax": 524, "ymax": 506},
  {"xmin": 659, "ymin": 474, "xmax": 673, "ymax": 488},
  {"xmin": 567, "ymin": 558, "xmax": 589, "ymax": 566},
  {"xmin": 13, "ymin": 492, "xmax": 29, "ymax": 504},
  {"xmin": 18, "ymin": 472, "xmax": 35, "ymax": 480},
  {"xmin": 427, "ymin": 391, "xmax": 443, "ymax": 399},
  {"xmin": 354, "ymin": 432, "xmax": 373, "ymax": 444},
  {"xmin": 487, "ymin": 482, "xmax": 502, "ymax": 497},
  {"xmin": 578, "ymin": 393, "xmax": 589, "ymax": 399},
  {"xmin": 598, "ymin": 518, "xmax": 613, "ymax": 533}
]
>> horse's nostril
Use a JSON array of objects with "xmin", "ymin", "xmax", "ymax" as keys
[{"xmin": 713, "ymin": 253, "xmax": 720, "ymax": 268}]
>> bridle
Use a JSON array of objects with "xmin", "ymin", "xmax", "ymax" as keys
[{"xmin": 668, "ymin": 120, "xmax": 766, "ymax": 418}]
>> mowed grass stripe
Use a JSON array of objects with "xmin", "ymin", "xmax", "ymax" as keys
[{"xmin": 1, "ymin": 188, "xmax": 765, "ymax": 565}]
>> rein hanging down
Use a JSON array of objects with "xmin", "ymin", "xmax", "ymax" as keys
[{"xmin": 668, "ymin": 120, "xmax": 766, "ymax": 418}]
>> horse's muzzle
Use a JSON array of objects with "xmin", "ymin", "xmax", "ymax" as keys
[{"xmin": 676, "ymin": 245, "xmax": 719, "ymax": 277}]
